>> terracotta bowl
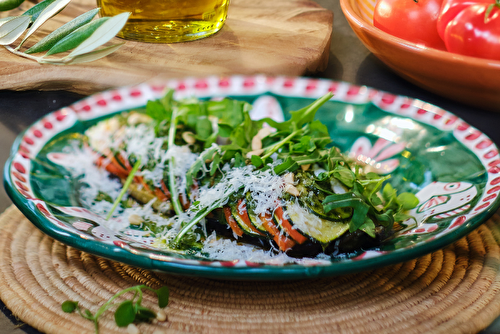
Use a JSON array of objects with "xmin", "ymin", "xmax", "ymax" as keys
[{"xmin": 340, "ymin": 0, "xmax": 500, "ymax": 112}]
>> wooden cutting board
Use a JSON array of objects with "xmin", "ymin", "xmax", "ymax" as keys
[{"xmin": 0, "ymin": 0, "xmax": 333, "ymax": 95}]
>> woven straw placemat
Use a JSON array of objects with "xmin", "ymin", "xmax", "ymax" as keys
[{"xmin": 2, "ymin": 205, "xmax": 500, "ymax": 334}]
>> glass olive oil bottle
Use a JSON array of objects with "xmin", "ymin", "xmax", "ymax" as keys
[{"xmin": 97, "ymin": 0, "xmax": 230, "ymax": 43}]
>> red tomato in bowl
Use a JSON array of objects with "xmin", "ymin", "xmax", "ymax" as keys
[
  {"xmin": 373, "ymin": 0, "xmax": 447, "ymax": 50},
  {"xmin": 443, "ymin": 5, "xmax": 500, "ymax": 60},
  {"xmin": 436, "ymin": 0, "xmax": 491, "ymax": 40}
]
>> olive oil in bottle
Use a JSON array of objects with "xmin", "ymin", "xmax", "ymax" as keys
[{"xmin": 97, "ymin": 0, "xmax": 230, "ymax": 43}]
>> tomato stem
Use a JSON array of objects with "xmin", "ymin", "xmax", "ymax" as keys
[{"xmin": 485, "ymin": 0, "xmax": 500, "ymax": 23}]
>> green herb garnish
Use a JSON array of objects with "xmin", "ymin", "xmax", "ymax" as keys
[
  {"xmin": 106, "ymin": 159, "xmax": 141, "ymax": 220},
  {"xmin": 84, "ymin": 89, "xmax": 421, "ymax": 255},
  {"xmin": 62, "ymin": 285, "xmax": 169, "ymax": 333}
]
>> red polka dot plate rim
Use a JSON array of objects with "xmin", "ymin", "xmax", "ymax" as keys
[{"xmin": 4, "ymin": 75, "xmax": 500, "ymax": 280}]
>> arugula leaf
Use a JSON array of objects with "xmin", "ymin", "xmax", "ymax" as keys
[
  {"xmin": 218, "ymin": 123, "xmax": 233, "ymax": 137},
  {"xmin": 332, "ymin": 165, "xmax": 355, "ymax": 188},
  {"xmin": 370, "ymin": 193, "xmax": 383, "ymax": 206},
  {"xmin": 397, "ymin": 192, "xmax": 419, "ymax": 210},
  {"xmin": 210, "ymin": 153, "xmax": 221, "ymax": 176},
  {"xmin": 393, "ymin": 212, "xmax": 416, "ymax": 223},
  {"xmin": 206, "ymin": 99, "xmax": 249, "ymax": 128},
  {"xmin": 360, "ymin": 218, "xmax": 376, "ymax": 238},
  {"xmin": 147, "ymin": 102, "xmax": 171, "ymax": 123},
  {"xmin": 290, "ymin": 136, "xmax": 315, "ymax": 153},
  {"xmin": 373, "ymin": 210, "xmax": 394, "ymax": 228},
  {"xmin": 229, "ymin": 125, "xmax": 250, "ymax": 149},
  {"xmin": 263, "ymin": 92, "xmax": 333, "ymax": 131},
  {"xmin": 274, "ymin": 157, "xmax": 298, "ymax": 175},
  {"xmin": 306, "ymin": 120, "xmax": 331, "ymax": 148},
  {"xmin": 251, "ymin": 154, "xmax": 264, "ymax": 168},
  {"xmin": 290, "ymin": 150, "xmax": 323, "ymax": 166},
  {"xmin": 323, "ymin": 194, "xmax": 370, "ymax": 233},
  {"xmin": 233, "ymin": 152, "xmax": 246, "ymax": 168},
  {"xmin": 185, "ymin": 145, "xmax": 220, "ymax": 187},
  {"xmin": 195, "ymin": 116, "xmax": 212, "ymax": 140},
  {"xmin": 382, "ymin": 183, "xmax": 396, "ymax": 202}
]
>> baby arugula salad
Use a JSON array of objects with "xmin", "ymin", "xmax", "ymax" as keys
[{"xmin": 77, "ymin": 90, "xmax": 418, "ymax": 260}]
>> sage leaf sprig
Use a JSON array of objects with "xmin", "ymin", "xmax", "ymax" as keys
[
  {"xmin": 25, "ymin": 7, "xmax": 99, "ymax": 54},
  {"xmin": 0, "ymin": 15, "xmax": 29, "ymax": 44},
  {"xmin": 62, "ymin": 285, "xmax": 170, "ymax": 334},
  {"xmin": 17, "ymin": 0, "xmax": 72, "ymax": 49},
  {"xmin": 1, "ymin": 0, "xmax": 129, "ymax": 64},
  {"xmin": 22, "ymin": 0, "xmax": 58, "ymax": 22}
]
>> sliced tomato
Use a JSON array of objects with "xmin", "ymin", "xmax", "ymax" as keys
[
  {"xmin": 224, "ymin": 206, "xmax": 244, "ymax": 237},
  {"xmin": 274, "ymin": 205, "xmax": 308, "ymax": 244},
  {"xmin": 259, "ymin": 212, "xmax": 280, "ymax": 236},
  {"xmin": 160, "ymin": 180, "xmax": 171, "ymax": 199},
  {"xmin": 95, "ymin": 155, "xmax": 128, "ymax": 178},
  {"xmin": 180, "ymin": 192, "xmax": 191, "ymax": 210},
  {"xmin": 274, "ymin": 234, "xmax": 296, "ymax": 252},
  {"xmin": 259, "ymin": 212, "xmax": 296, "ymax": 252},
  {"xmin": 154, "ymin": 187, "xmax": 169, "ymax": 202}
]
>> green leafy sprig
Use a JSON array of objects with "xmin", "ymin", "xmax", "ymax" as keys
[
  {"xmin": 106, "ymin": 159, "xmax": 141, "ymax": 220},
  {"xmin": 257, "ymin": 92, "xmax": 334, "ymax": 173},
  {"xmin": 167, "ymin": 104, "xmax": 184, "ymax": 216},
  {"xmin": 170, "ymin": 93, "xmax": 335, "ymax": 246},
  {"xmin": 322, "ymin": 171, "xmax": 419, "ymax": 237},
  {"xmin": 1, "ymin": 0, "xmax": 129, "ymax": 64},
  {"xmin": 140, "ymin": 90, "xmax": 418, "ymax": 245},
  {"xmin": 62, "ymin": 285, "xmax": 169, "ymax": 334}
]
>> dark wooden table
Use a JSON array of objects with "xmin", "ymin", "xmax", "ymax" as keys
[{"xmin": 1, "ymin": 0, "xmax": 500, "ymax": 332}]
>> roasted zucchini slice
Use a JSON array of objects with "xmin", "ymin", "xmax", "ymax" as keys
[
  {"xmin": 245, "ymin": 192, "xmax": 271, "ymax": 236},
  {"xmin": 284, "ymin": 201, "xmax": 349, "ymax": 244},
  {"xmin": 230, "ymin": 200, "xmax": 266, "ymax": 238},
  {"xmin": 300, "ymin": 195, "xmax": 352, "ymax": 221}
]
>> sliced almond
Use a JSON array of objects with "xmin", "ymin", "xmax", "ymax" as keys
[
  {"xmin": 300, "ymin": 164, "xmax": 311, "ymax": 171},
  {"xmin": 285, "ymin": 184, "xmax": 300, "ymax": 196},
  {"xmin": 127, "ymin": 112, "xmax": 152, "ymax": 125},
  {"xmin": 257, "ymin": 127, "xmax": 273, "ymax": 139},
  {"xmin": 283, "ymin": 172, "xmax": 295, "ymax": 185},
  {"xmin": 251, "ymin": 135, "xmax": 262, "ymax": 151},
  {"xmin": 128, "ymin": 214, "xmax": 143, "ymax": 226},
  {"xmin": 182, "ymin": 131, "xmax": 196, "ymax": 145}
]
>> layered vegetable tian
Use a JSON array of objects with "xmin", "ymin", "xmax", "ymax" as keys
[{"xmin": 65, "ymin": 91, "xmax": 419, "ymax": 262}]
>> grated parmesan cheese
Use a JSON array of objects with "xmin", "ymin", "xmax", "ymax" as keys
[
  {"xmin": 201, "ymin": 232, "xmax": 296, "ymax": 263},
  {"xmin": 58, "ymin": 114, "xmax": 332, "ymax": 264},
  {"xmin": 193, "ymin": 163, "xmax": 285, "ymax": 217},
  {"xmin": 164, "ymin": 144, "xmax": 198, "ymax": 195}
]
